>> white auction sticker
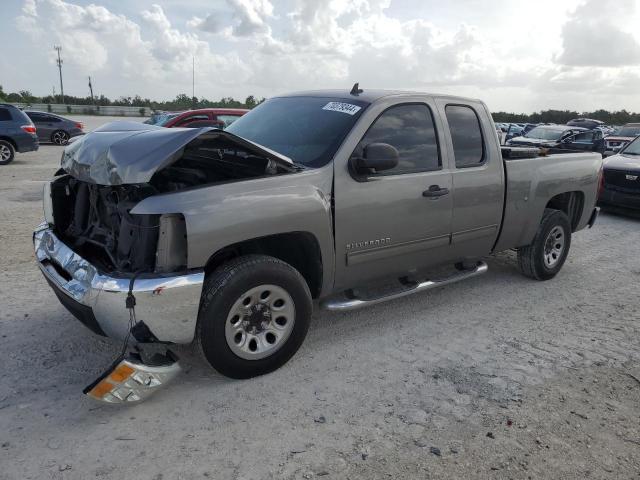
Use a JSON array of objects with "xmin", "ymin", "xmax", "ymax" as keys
[{"xmin": 322, "ymin": 102, "xmax": 362, "ymax": 116}]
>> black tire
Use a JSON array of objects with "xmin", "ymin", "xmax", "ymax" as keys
[
  {"xmin": 0, "ymin": 140, "xmax": 15, "ymax": 165},
  {"xmin": 51, "ymin": 130, "xmax": 69, "ymax": 145},
  {"xmin": 197, "ymin": 254, "xmax": 312, "ymax": 379},
  {"xmin": 517, "ymin": 208, "xmax": 572, "ymax": 280}
]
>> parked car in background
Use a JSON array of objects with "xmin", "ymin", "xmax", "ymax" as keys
[
  {"xmin": 0, "ymin": 103, "xmax": 38, "ymax": 165},
  {"xmin": 596, "ymin": 125, "xmax": 616, "ymax": 136},
  {"xmin": 567, "ymin": 118, "xmax": 604, "ymax": 130},
  {"xmin": 603, "ymin": 123, "xmax": 640, "ymax": 156},
  {"xmin": 508, "ymin": 125, "xmax": 593, "ymax": 152},
  {"xmin": 160, "ymin": 108, "xmax": 250, "ymax": 129},
  {"xmin": 144, "ymin": 111, "xmax": 181, "ymax": 126},
  {"xmin": 599, "ymin": 136, "xmax": 640, "ymax": 210},
  {"xmin": 505, "ymin": 123, "xmax": 524, "ymax": 141},
  {"xmin": 24, "ymin": 111, "xmax": 84, "ymax": 145}
]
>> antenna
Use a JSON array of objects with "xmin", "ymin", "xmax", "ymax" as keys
[
  {"xmin": 54, "ymin": 45, "xmax": 64, "ymax": 104},
  {"xmin": 350, "ymin": 82, "xmax": 363, "ymax": 96},
  {"xmin": 192, "ymin": 55, "xmax": 195, "ymax": 108}
]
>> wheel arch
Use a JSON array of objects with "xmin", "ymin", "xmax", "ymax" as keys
[
  {"xmin": 545, "ymin": 191, "xmax": 584, "ymax": 231},
  {"xmin": 0, "ymin": 136, "xmax": 17, "ymax": 150},
  {"xmin": 204, "ymin": 231, "xmax": 324, "ymax": 298}
]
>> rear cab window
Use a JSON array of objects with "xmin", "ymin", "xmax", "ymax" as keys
[{"xmin": 445, "ymin": 105, "xmax": 485, "ymax": 168}]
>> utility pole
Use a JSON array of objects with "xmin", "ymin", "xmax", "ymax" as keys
[
  {"xmin": 54, "ymin": 45, "xmax": 64, "ymax": 104},
  {"xmin": 88, "ymin": 76, "xmax": 95, "ymax": 104},
  {"xmin": 192, "ymin": 56, "xmax": 195, "ymax": 108}
]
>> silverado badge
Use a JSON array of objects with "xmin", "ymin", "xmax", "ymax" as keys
[{"xmin": 346, "ymin": 237, "xmax": 391, "ymax": 251}]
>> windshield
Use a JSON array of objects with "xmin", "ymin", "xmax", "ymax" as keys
[
  {"xmin": 622, "ymin": 136, "xmax": 640, "ymax": 155},
  {"xmin": 524, "ymin": 127, "xmax": 567, "ymax": 141},
  {"xmin": 150, "ymin": 113, "xmax": 180, "ymax": 126},
  {"xmin": 613, "ymin": 126, "xmax": 640, "ymax": 137},
  {"xmin": 226, "ymin": 96, "xmax": 369, "ymax": 167}
]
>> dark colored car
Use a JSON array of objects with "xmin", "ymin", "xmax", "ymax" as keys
[
  {"xmin": 567, "ymin": 118, "xmax": 604, "ymax": 130},
  {"xmin": 24, "ymin": 111, "xmax": 84, "ymax": 145},
  {"xmin": 160, "ymin": 108, "xmax": 249, "ymax": 129},
  {"xmin": 599, "ymin": 136, "xmax": 640, "ymax": 210},
  {"xmin": 508, "ymin": 125, "xmax": 604, "ymax": 154},
  {"xmin": 505, "ymin": 123, "xmax": 524, "ymax": 141},
  {"xmin": 0, "ymin": 104, "xmax": 38, "ymax": 165},
  {"xmin": 603, "ymin": 123, "xmax": 640, "ymax": 156}
]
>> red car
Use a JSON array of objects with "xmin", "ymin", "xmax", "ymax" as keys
[{"xmin": 159, "ymin": 108, "xmax": 249, "ymax": 129}]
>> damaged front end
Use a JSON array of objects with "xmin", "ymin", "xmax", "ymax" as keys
[{"xmin": 35, "ymin": 122, "xmax": 297, "ymax": 402}]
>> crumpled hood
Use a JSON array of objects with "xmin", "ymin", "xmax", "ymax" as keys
[{"xmin": 61, "ymin": 121, "xmax": 294, "ymax": 185}]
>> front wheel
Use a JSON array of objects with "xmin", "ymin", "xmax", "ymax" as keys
[
  {"xmin": 0, "ymin": 140, "xmax": 15, "ymax": 165},
  {"xmin": 517, "ymin": 209, "xmax": 572, "ymax": 280},
  {"xmin": 197, "ymin": 255, "xmax": 312, "ymax": 379},
  {"xmin": 51, "ymin": 130, "xmax": 69, "ymax": 145}
]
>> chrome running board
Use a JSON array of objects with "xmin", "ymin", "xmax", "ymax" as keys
[{"xmin": 320, "ymin": 261, "xmax": 488, "ymax": 312}]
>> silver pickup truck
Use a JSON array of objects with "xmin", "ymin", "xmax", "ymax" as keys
[{"xmin": 34, "ymin": 88, "xmax": 602, "ymax": 402}]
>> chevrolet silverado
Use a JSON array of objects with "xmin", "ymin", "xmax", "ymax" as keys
[{"xmin": 34, "ymin": 87, "xmax": 602, "ymax": 402}]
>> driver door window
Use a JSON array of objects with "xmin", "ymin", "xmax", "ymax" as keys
[{"xmin": 353, "ymin": 104, "xmax": 441, "ymax": 176}]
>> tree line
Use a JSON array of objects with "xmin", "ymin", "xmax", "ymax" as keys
[
  {"xmin": 492, "ymin": 109, "xmax": 640, "ymax": 126},
  {"xmin": 2, "ymin": 85, "xmax": 639, "ymax": 124},
  {"xmin": 0, "ymin": 85, "xmax": 264, "ymax": 111}
]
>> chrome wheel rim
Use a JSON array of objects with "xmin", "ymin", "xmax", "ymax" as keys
[
  {"xmin": 225, "ymin": 284, "xmax": 295, "ymax": 360},
  {"xmin": 543, "ymin": 225, "xmax": 565, "ymax": 268},
  {"xmin": 52, "ymin": 131, "xmax": 69, "ymax": 145},
  {"xmin": 0, "ymin": 145, "xmax": 11, "ymax": 161}
]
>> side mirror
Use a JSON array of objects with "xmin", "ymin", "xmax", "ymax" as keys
[
  {"xmin": 613, "ymin": 146, "xmax": 622, "ymax": 153},
  {"xmin": 352, "ymin": 143, "xmax": 399, "ymax": 174}
]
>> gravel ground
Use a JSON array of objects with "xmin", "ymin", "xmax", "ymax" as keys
[{"xmin": 1, "ymin": 116, "xmax": 639, "ymax": 479}]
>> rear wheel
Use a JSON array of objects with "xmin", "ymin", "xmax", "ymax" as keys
[
  {"xmin": 0, "ymin": 140, "xmax": 15, "ymax": 165},
  {"xmin": 518, "ymin": 209, "xmax": 572, "ymax": 280},
  {"xmin": 51, "ymin": 130, "xmax": 69, "ymax": 145},
  {"xmin": 197, "ymin": 255, "xmax": 312, "ymax": 379}
]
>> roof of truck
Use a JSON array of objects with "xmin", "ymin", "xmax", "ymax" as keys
[{"xmin": 275, "ymin": 89, "xmax": 482, "ymax": 104}]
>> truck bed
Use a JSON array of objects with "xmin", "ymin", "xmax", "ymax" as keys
[{"xmin": 495, "ymin": 151, "xmax": 602, "ymax": 252}]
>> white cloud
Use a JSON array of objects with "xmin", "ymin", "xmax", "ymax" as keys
[
  {"xmin": 7, "ymin": 0, "xmax": 640, "ymax": 112},
  {"xmin": 556, "ymin": 0, "xmax": 640, "ymax": 67},
  {"xmin": 189, "ymin": 0, "xmax": 274, "ymax": 37}
]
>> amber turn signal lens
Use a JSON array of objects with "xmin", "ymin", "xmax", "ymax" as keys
[
  {"xmin": 109, "ymin": 364, "xmax": 135, "ymax": 383},
  {"xmin": 88, "ymin": 380, "xmax": 115, "ymax": 399}
]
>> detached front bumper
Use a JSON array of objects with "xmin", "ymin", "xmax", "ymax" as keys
[{"xmin": 33, "ymin": 223, "xmax": 204, "ymax": 344}]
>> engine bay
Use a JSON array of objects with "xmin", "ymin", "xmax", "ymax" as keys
[{"xmin": 51, "ymin": 139, "xmax": 289, "ymax": 274}]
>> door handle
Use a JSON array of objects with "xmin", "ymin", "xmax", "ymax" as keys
[{"xmin": 422, "ymin": 185, "xmax": 450, "ymax": 198}]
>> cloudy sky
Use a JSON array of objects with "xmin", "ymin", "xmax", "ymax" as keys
[{"xmin": 2, "ymin": 0, "xmax": 640, "ymax": 113}]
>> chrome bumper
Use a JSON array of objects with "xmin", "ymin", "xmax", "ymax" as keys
[{"xmin": 33, "ymin": 223, "xmax": 204, "ymax": 344}]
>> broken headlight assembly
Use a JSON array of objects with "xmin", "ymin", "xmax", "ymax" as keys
[{"xmin": 84, "ymin": 349, "xmax": 181, "ymax": 404}]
